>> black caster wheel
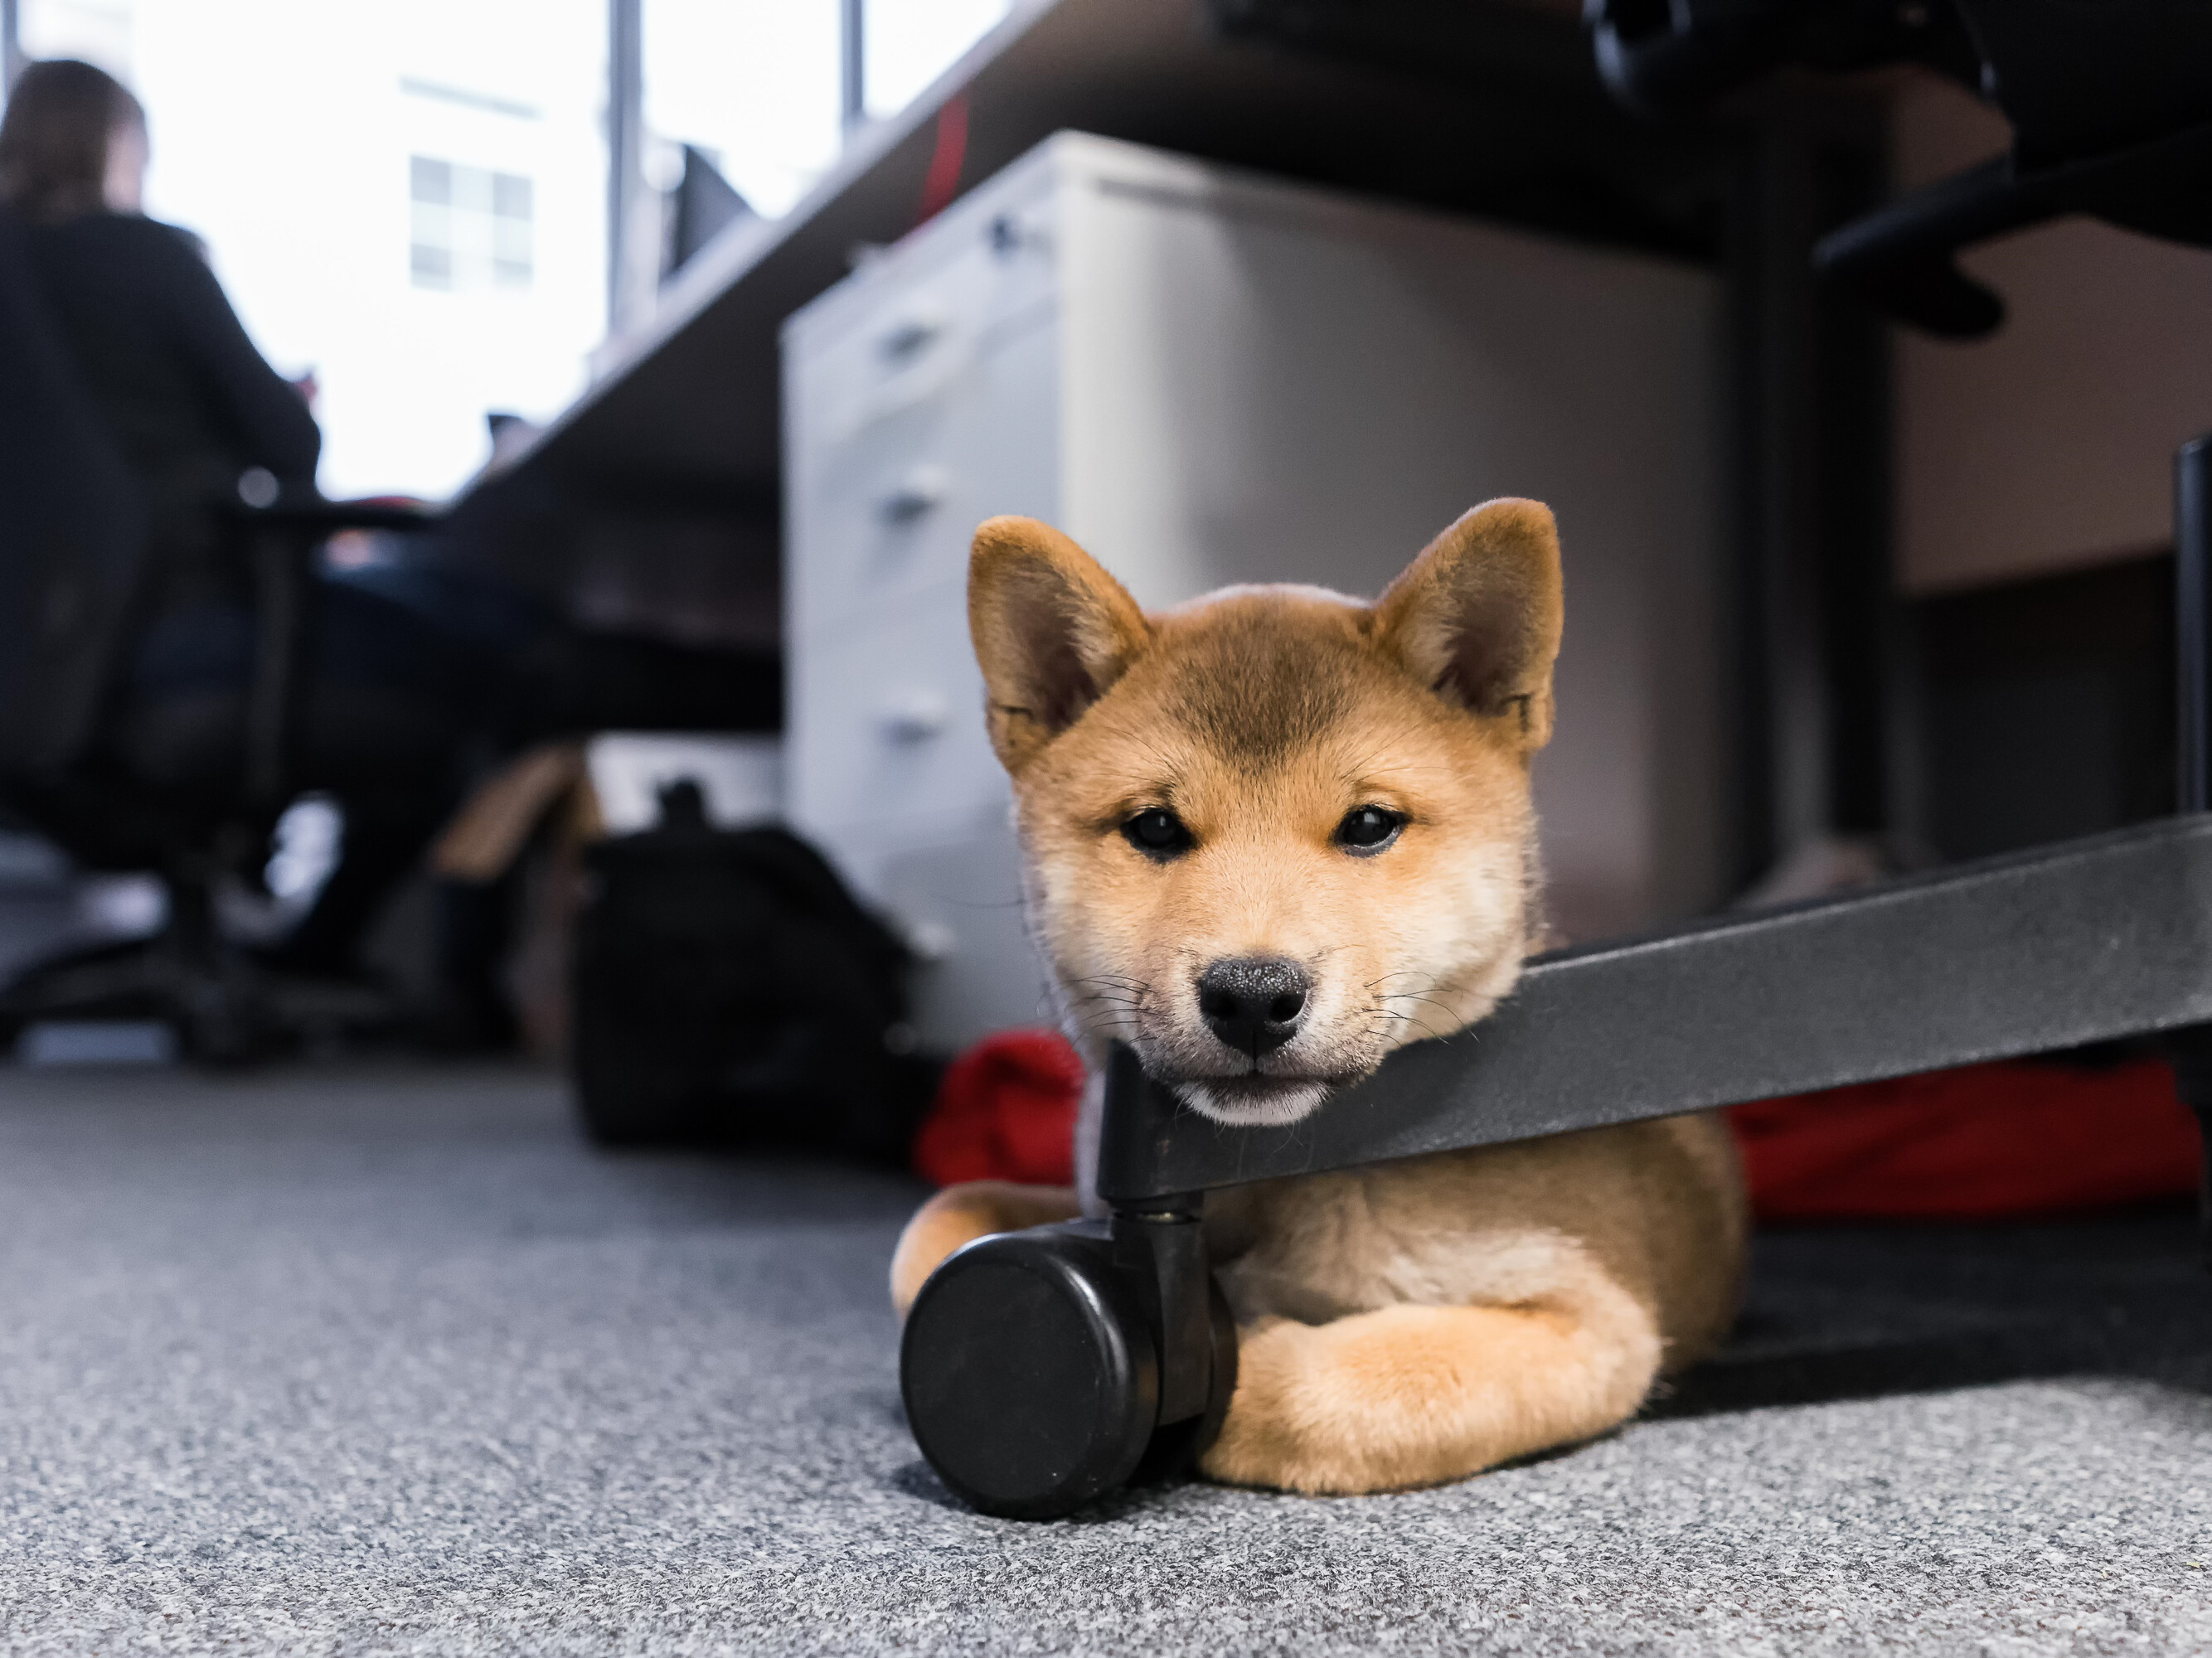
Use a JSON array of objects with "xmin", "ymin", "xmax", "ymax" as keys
[{"xmin": 900, "ymin": 1215, "xmax": 1236, "ymax": 1520}]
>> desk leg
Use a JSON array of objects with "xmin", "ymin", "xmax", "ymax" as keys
[
  {"xmin": 2168, "ymin": 437, "xmax": 2212, "ymax": 1269},
  {"xmin": 2166, "ymin": 1027, "xmax": 2212, "ymax": 1272}
]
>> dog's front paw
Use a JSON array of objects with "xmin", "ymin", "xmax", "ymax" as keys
[
  {"xmin": 1199, "ymin": 1301, "xmax": 1660, "ymax": 1496},
  {"xmin": 1200, "ymin": 1315, "xmax": 1415, "ymax": 1495},
  {"xmin": 1201, "ymin": 1311, "xmax": 1481, "ymax": 1495}
]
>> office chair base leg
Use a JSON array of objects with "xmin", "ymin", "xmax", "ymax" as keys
[
  {"xmin": 0, "ymin": 935, "xmax": 253, "ymax": 1062},
  {"xmin": 0, "ymin": 924, "xmax": 393, "ymax": 1066},
  {"xmin": 2198, "ymin": 1105, "xmax": 2212, "ymax": 1274}
]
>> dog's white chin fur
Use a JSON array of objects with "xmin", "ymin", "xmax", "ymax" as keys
[{"xmin": 1171, "ymin": 1078, "xmax": 1335, "ymax": 1127}]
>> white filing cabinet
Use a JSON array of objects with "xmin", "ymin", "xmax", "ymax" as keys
[{"xmin": 783, "ymin": 132, "xmax": 1726, "ymax": 1049}]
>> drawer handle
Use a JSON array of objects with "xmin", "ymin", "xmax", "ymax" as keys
[
  {"xmin": 877, "ymin": 464, "xmax": 950, "ymax": 525},
  {"xmin": 879, "ymin": 313, "xmax": 944, "ymax": 361},
  {"xmin": 878, "ymin": 691, "xmax": 951, "ymax": 744}
]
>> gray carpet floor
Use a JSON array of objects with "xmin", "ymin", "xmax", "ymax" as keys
[{"xmin": 0, "ymin": 1064, "xmax": 2207, "ymax": 1656}]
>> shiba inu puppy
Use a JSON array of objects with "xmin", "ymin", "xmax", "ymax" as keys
[{"xmin": 891, "ymin": 501, "xmax": 1747, "ymax": 1496}]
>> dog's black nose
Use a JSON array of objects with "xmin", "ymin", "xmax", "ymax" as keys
[{"xmin": 1196, "ymin": 957, "xmax": 1309, "ymax": 1058}]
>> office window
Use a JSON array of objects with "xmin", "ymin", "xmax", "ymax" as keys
[
  {"xmin": 410, "ymin": 156, "xmax": 534, "ymax": 293},
  {"xmin": 643, "ymin": 0, "xmax": 843, "ymax": 222},
  {"xmin": 15, "ymin": 0, "xmax": 131, "ymax": 80},
  {"xmin": 863, "ymin": 0, "xmax": 1010, "ymax": 121},
  {"xmin": 639, "ymin": 0, "xmax": 1013, "ymax": 225},
  {"xmin": 6, "ymin": 0, "xmax": 606, "ymax": 502},
  {"xmin": 5, "ymin": 1, "xmax": 1019, "ymax": 494}
]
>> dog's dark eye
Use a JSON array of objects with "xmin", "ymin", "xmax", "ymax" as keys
[
  {"xmin": 1123, "ymin": 807, "xmax": 1193, "ymax": 859},
  {"xmin": 1336, "ymin": 805, "xmax": 1405, "ymax": 854}
]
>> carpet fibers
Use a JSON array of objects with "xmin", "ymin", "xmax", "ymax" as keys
[{"xmin": 0, "ymin": 1064, "xmax": 2206, "ymax": 1656}]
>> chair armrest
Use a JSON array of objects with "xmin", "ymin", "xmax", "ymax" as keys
[{"xmin": 213, "ymin": 481, "xmax": 438, "ymax": 808}]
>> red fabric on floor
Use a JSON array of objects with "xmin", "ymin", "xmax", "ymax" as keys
[
  {"xmin": 1729, "ymin": 1057, "xmax": 2201, "ymax": 1220},
  {"xmin": 911, "ymin": 1028, "xmax": 1084, "ymax": 1188},
  {"xmin": 913, "ymin": 1030, "xmax": 2204, "ymax": 1221}
]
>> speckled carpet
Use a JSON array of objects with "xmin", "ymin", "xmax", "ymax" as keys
[{"xmin": 0, "ymin": 1063, "xmax": 2205, "ymax": 1656}]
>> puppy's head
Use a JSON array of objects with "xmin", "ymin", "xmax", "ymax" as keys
[{"xmin": 971, "ymin": 501, "xmax": 1562, "ymax": 1126}]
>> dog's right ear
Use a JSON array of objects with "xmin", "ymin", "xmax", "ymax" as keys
[
  {"xmin": 1371, "ymin": 498, "xmax": 1564, "ymax": 751},
  {"xmin": 969, "ymin": 516, "xmax": 1152, "ymax": 773}
]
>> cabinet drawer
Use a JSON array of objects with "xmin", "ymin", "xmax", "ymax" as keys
[
  {"xmin": 787, "ymin": 586, "xmax": 1010, "ymax": 840},
  {"xmin": 788, "ymin": 308, "xmax": 1060, "ymax": 634},
  {"xmin": 788, "ymin": 195, "xmax": 1058, "ymax": 445}
]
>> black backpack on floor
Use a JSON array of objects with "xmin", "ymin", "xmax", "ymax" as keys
[{"xmin": 570, "ymin": 779, "xmax": 936, "ymax": 1161}]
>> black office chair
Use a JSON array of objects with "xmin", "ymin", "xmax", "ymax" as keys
[
  {"xmin": 0, "ymin": 205, "xmax": 434, "ymax": 1061},
  {"xmin": 897, "ymin": 0, "xmax": 2212, "ymax": 1520},
  {"xmin": 1589, "ymin": 0, "xmax": 2212, "ymax": 337}
]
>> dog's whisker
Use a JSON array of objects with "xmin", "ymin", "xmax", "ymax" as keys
[{"xmin": 1380, "ymin": 992, "xmax": 1458, "ymax": 1020}]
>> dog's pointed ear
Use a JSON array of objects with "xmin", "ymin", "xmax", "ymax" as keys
[
  {"xmin": 1370, "ymin": 498, "xmax": 1564, "ymax": 749},
  {"xmin": 969, "ymin": 516, "xmax": 1152, "ymax": 772}
]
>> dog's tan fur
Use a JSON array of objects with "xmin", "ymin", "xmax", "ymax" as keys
[{"xmin": 890, "ymin": 501, "xmax": 1747, "ymax": 1496}]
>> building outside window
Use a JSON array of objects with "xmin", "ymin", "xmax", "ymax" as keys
[{"xmin": 410, "ymin": 155, "xmax": 535, "ymax": 293}]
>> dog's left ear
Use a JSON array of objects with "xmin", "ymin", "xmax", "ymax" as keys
[{"xmin": 1370, "ymin": 497, "xmax": 1564, "ymax": 750}]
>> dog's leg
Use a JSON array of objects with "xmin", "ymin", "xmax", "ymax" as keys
[
  {"xmin": 890, "ymin": 1181, "xmax": 1083, "ymax": 1316},
  {"xmin": 1199, "ymin": 1287, "xmax": 1662, "ymax": 1495}
]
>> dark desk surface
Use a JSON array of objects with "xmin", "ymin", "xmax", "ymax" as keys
[{"xmin": 450, "ymin": 0, "xmax": 1710, "ymax": 549}]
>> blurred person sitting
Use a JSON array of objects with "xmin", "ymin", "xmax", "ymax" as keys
[
  {"xmin": 0, "ymin": 57, "xmax": 512, "ymax": 996},
  {"xmin": 0, "ymin": 61, "xmax": 776, "ymax": 1039}
]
